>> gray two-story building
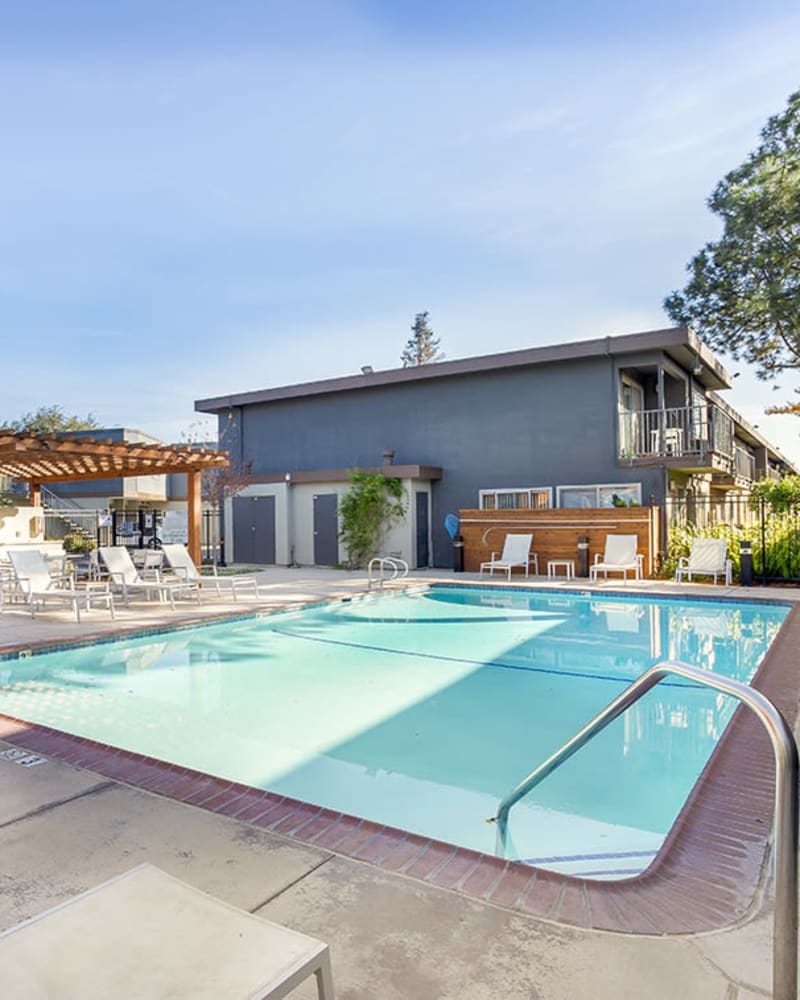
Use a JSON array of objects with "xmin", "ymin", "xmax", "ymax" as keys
[{"xmin": 195, "ymin": 326, "xmax": 795, "ymax": 569}]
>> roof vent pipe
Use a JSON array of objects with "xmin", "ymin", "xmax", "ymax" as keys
[{"xmin": 383, "ymin": 449, "xmax": 395, "ymax": 466}]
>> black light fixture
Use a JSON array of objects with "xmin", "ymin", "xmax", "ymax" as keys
[{"xmin": 361, "ymin": 365, "xmax": 374, "ymax": 375}]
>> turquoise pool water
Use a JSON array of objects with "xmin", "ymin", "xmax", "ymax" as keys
[{"xmin": 0, "ymin": 585, "xmax": 789, "ymax": 878}]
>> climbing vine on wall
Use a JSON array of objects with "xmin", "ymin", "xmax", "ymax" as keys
[{"xmin": 338, "ymin": 471, "xmax": 406, "ymax": 568}]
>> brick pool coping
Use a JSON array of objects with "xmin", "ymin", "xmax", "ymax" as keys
[{"xmin": 0, "ymin": 599, "xmax": 797, "ymax": 935}]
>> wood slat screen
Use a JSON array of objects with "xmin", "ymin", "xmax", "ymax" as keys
[{"xmin": 458, "ymin": 507, "xmax": 660, "ymax": 576}]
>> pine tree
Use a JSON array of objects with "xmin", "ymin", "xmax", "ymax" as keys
[
  {"xmin": 664, "ymin": 89, "xmax": 800, "ymax": 386},
  {"xmin": 401, "ymin": 311, "xmax": 444, "ymax": 367}
]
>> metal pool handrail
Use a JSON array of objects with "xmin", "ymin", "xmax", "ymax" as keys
[
  {"xmin": 488, "ymin": 660, "xmax": 798, "ymax": 1000},
  {"xmin": 367, "ymin": 556, "xmax": 409, "ymax": 590}
]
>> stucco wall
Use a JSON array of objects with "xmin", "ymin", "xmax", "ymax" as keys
[
  {"xmin": 227, "ymin": 478, "xmax": 426, "ymax": 567},
  {"xmin": 0, "ymin": 506, "xmax": 45, "ymax": 546},
  {"xmin": 219, "ymin": 355, "xmax": 665, "ymax": 566}
]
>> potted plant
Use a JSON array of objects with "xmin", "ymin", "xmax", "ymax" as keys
[{"xmin": 62, "ymin": 533, "xmax": 97, "ymax": 554}]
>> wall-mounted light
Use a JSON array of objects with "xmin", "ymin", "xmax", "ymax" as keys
[{"xmin": 691, "ymin": 359, "xmax": 703, "ymax": 376}]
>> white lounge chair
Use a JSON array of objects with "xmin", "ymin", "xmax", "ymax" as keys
[
  {"xmin": 674, "ymin": 538, "xmax": 732, "ymax": 586},
  {"xmin": 480, "ymin": 534, "xmax": 534, "ymax": 580},
  {"xmin": 0, "ymin": 864, "xmax": 334, "ymax": 1000},
  {"xmin": 161, "ymin": 544, "xmax": 261, "ymax": 600},
  {"xmin": 98, "ymin": 546, "xmax": 199, "ymax": 609},
  {"xmin": 589, "ymin": 535, "xmax": 642, "ymax": 582},
  {"xmin": 7, "ymin": 549, "xmax": 114, "ymax": 623}
]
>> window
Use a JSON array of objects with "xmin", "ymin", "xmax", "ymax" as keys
[
  {"xmin": 479, "ymin": 487, "xmax": 552, "ymax": 510},
  {"xmin": 557, "ymin": 483, "xmax": 642, "ymax": 508}
]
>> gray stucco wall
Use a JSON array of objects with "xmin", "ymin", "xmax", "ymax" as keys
[{"xmin": 216, "ymin": 354, "xmax": 666, "ymax": 567}]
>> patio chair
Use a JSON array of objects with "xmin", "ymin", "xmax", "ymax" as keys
[
  {"xmin": 480, "ymin": 534, "xmax": 535, "ymax": 580},
  {"xmin": 98, "ymin": 546, "xmax": 200, "ymax": 610},
  {"xmin": 589, "ymin": 535, "xmax": 642, "ymax": 582},
  {"xmin": 160, "ymin": 544, "xmax": 262, "ymax": 600},
  {"xmin": 674, "ymin": 538, "xmax": 732, "ymax": 586},
  {"xmin": 7, "ymin": 548, "xmax": 114, "ymax": 623}
]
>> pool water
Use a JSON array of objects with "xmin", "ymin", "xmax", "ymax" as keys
[{"xmin": 0, "ymin": 586, "xmax": 789, "ymax": 878}]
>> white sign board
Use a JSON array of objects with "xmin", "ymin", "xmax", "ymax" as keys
[{"xmin": 158, "ymin": 511, "xmax": 188, "ymax": 544}]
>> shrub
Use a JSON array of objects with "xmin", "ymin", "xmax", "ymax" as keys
[
  {"xmin": 661, "ymin": 521, "xmax": 752, "ymax": 581},
  {"xmin": 750, "ymin": 475, "xmax": 800, "ymax": 513},
  {"xmin": 62, "ymin": 533, "xmax": 96, "ymax": 554},
  {"xmin": 338, "ymin": 471, "xmax": 406, "ymax": 569}
]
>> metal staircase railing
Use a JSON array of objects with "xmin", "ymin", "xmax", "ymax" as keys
[
  {"xmin": 40, "ymin": 485, "xmax": 86, "ymax": 513},
  {"xmin": 40, "ymin": 486, "xmax": 104, "ymax": 542},
  {"xmin": 488, "ymin": 660, "xmax": 798, "ymax": 1000}
]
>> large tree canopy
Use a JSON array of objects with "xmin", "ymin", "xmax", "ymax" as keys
[
  {"xmin": 3, "ymin": 405, "xmax": 99, "ymax": 434},
  {"xmin": 664, "ymin": 89, "xmax": 800, "ymax": 385}
]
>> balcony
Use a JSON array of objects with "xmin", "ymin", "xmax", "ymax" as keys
[
  {"xmin": 734, "ymin": 445, "xmax": 756, "ymax": 482},
  {"xmin": 618, "ymin": 404, "xmax": 734, "ymax": 472}
]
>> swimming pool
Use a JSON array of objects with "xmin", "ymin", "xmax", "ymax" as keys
[{"xmin": 0, "ymin": 585, "xmax": 789, "ymax": 879}]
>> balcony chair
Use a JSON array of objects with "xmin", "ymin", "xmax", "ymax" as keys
[
  {"xmin": 674, "ymin": 538, "xmax": 733, "ymax": 586},
  {"xmin": 7, "ymin": 548, "xmax": 114, "ymax": 623},
  {"xmin": 480, "ymin": 533, "xmax": 536, "ymax": 580},
  {"xmin": 589, "ymin": 534, "xmax": 642, "ymax": 583},
  {"xmin": 160, "ymin": 544, "xmax": 262, "ymax": 600}
]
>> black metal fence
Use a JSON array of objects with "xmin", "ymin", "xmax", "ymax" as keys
[
  {"xmin": 666, "ymin": 493, "xmax": 800, "ymax": 585},
  {"xmin": 108, "ymin": 508, "xmax": 222, "ymax": 563}
]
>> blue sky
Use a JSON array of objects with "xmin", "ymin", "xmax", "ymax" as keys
[{"xmin": 2, "ymin": 1, "xmax": 799, "ymax": 460}]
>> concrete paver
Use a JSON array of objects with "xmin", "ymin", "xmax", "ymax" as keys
[
  {"xmin": 257, "ymin": 854, "xmax": 730, "ymax": 1000},
  {"xmin": 0, "ymin": 739, "xmax": 109, "ymax": 826},
  {"xmin": 0, "ymin": 782, "xmax": 330, "ymax": 928},
  {"xmin": 693, "ymin": 898, "xmax": 774, "ymax": 996}
]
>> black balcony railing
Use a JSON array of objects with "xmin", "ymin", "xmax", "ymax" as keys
[{"xmin": 619, "ymin": 404, "xmax": 734, "ymax": 462}]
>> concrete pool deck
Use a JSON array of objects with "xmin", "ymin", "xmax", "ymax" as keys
[{"xmin": 0, "ymin": 567, "xmax": 797, "ymax": 998}]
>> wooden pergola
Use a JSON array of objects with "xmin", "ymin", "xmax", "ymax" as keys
[{"xmin": 0, "ymin": 430, "xmax": 229, "ymax": 565}]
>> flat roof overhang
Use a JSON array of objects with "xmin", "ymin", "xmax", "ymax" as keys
[
  {"xmin": 248, "ymin": 464, "xmax": 442, "ymax": 485},
  {"xmin": 195, "ymin": 326, "xmax": 732, "ymax": 413}
]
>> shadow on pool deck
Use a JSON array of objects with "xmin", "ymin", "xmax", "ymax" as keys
[{"xmin": 0, "ymin": 566, "xmax": 796, "ymax": 998}]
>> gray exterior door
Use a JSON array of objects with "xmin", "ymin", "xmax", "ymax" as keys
[
  {"xmin": 313, "ymin": 493, "xmax": 339, "ymax": 565},
  {"xmin": 232, "ymin": 496, "xmax": 275, "ymax": 564},
  {"xmin": 415, "ymin": 491, "xmax": 429, "ymax": 568}
]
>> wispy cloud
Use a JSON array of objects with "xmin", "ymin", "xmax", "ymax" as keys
[{"xmin": 1, "ymin": 2, "xmax": 799, "ymax": 457}]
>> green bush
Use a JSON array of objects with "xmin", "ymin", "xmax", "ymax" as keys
[
  {"xmin": 338, "ymin": 471, "xmax": 406, "ymax": 569},
  {"xmin": 750, "ymin": 475, "xmax": 800, "ymax": 513},
  {"xmin": 62, "ymin": 533, "xmax": 96, "ymax": 554},
  {"xmin": 664, "ymin": 516, "xmax": 800, "ymax": 581},
  {"xmin": 661, "ymin": 521, "xmax": 752, "ymax": 581}
]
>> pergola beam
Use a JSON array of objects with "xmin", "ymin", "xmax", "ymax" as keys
[
  {"xmin": 0, "ymin": 431, "xmax": 230, "ymax": 567},
  {"xmin": 21, "ymin": 462, "xmax": 227, "ymax": 484}
]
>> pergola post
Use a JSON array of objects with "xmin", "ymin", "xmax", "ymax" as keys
[
  {"xmin": 1, "ymin": 433, "xmax": 228, "ymax": 566},
  {"xmin": 187, "ymin": 470, "xmax": 202, "ymax": 567}
]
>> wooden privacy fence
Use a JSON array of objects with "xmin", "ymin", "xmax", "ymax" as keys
[{"xmin": 458, "ymin": 507, "xmax": 660, "ymax": 577}]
